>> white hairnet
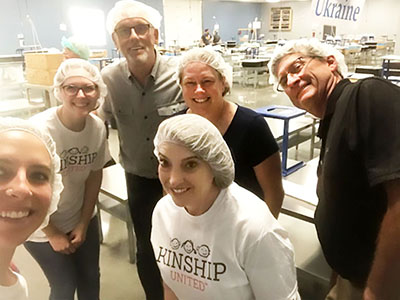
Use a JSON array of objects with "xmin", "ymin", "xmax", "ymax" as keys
[
  {"xmin": 61, "ymin": 36, "xmax": 90, "ymax": 60},
  {"xmin": 268, "ymin": 38, "xmax": 348, "ymax": 89},
  {"xmin": 154, "ymin": 114, "xmax": 234, "ymax": 189},
  {"xmin": 106, "ymin": 0, "xmax": 162, "ymax": 34},
  {"xmin": 53, "ymin": 58, "xmax": 107, "ymax": 103},
  {"xmin": 176, "ymin": 48, "xmax": 233, "ymax": 96},
  {"xmin": 0, "ymin": 117, "xmax": 63, "ymax": 230}
]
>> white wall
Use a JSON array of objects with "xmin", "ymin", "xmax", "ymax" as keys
[
  {"xmin": 261, "ymin": 1, "xmax": 312, "ymax": 40},
  {"xmin": 356, "ymin": 0, "xmax": 400, "ymax": 52},
  {"xmin": 163, "ymin": 0, "xmax": 202, "ymax": 49},
  {"xmin": 261, "ymin": 0, "xmax": 400, "ymax": 53}
]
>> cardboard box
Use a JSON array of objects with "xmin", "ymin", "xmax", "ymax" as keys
[
  {"xmin": 25, "ymin": 68, "xmax": 58, "ymax": 86},
  {"xmin": 90, "ymin": 49, "xmax": 108, "ymax": 58},
  {"xmin": 24, "ymin": 53, "xmax": 64, "ymax": 70}
]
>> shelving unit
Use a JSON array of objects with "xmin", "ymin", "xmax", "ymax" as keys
[{"xmin": 270, "ymin": 7, "xmax": 292, "ymax": 31}]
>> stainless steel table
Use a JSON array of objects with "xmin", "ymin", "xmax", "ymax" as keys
[
  {"xmin": 281, "ymin": 158, "xmax": 318, "ymax": 223},
  {"xmin": 101, "ymin": 160, "xmax": 319, "ymax": 224},
  {"xmin": 98, "ymin": 164, "xmax": 136, "ymax": 263},
  {"xmin": 24, "ymin": 83, "xmax": 57, "ymax": 108}
]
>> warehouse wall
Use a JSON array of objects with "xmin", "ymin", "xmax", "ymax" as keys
[
  {"xmin": 202, "ymin": 1, "xmax": 262, "ymax": 42},
  {"xmin": 163, "ymin": 0, "xmax": 202, "ymax": 48},
  {"xmin": 0, "ymin": 0, "xmax": 164, "ymax": 55},
  {"xmin": 260, "ymin": 1, "xmax": 311, "ymax": 40},
  {"xmin": 0, "ymin": 0, "xmax": 259, "ymax": 55},
  {"xmin": 261, "ymin": 0, "xmax": 400, "ymax": 53},
  {"xmin": 1, "ymin": 0, "xmax": 399, "ymax": 55}
]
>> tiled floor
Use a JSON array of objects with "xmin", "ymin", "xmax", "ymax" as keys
[{"xmin": 13, "ymin": 81, "xmax": 325, "ymax": 300}]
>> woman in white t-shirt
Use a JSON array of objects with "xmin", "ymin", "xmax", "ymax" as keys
[
  {"xmin": 151, "ymin": 114, "xmax": 301, "ymax": 300},
  {"xmin": 25, "ymin": 59, "xmax": 111, "ymax": 300},
  {"xmin": 0, "ymin": 118, "xmax": 62, "ymax": 300}
]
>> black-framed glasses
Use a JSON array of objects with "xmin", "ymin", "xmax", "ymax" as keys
[
  {"xmin": 62, "ymin": 84, "xmax": 98, "ymax": 96},
  {"xmin": 115, "ymin": 23, "xmax": 152, "ymax": 39},
  {"xmin": 276, "ymin": 56, "xmax": 317, "ymax": 92}
]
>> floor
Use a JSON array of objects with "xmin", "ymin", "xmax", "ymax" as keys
[{"xmin": 13, "ymin": 80, "xmax": 326, "ymax": 300}]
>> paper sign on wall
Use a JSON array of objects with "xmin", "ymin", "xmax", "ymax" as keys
[{"xmin": 311, "ymin": 0, "xmax": 365, "ymax": 23}]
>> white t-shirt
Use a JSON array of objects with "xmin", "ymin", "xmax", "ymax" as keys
[
  {"xmin": 151, "ymin": 182, "xmax": 300, "ymax": 300},
  {"xmin": 0, "ymin": 271, "xmax": 28, "ymax": 300},
  {"xmin": 29, "ymin": 107, "xmax": 111, "ymax": 241}
]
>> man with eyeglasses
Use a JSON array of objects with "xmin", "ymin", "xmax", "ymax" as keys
[
  {"xmin": 98, "ymin": 1, "xmax": 184, "ymax": 299},
  {"xmin": 269, "ymin": 39, "xmax": 400, "ymax": 300}
]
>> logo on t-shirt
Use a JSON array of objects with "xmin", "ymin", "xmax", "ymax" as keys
[
  {"xmin": 155, "ymin": 237, "xmax": 227, "ymax": 293},
  {"xmin": 59, "ymin": 146, "xmax": 97, "ymax": 172}
]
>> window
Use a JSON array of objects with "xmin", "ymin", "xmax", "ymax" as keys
[{"xmin": 69, "ymin": 7, "xmax": 106, "ymax": 46}]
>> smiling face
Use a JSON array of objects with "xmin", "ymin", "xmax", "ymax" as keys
[
  {"xmin": 112, "ymin": 17, "xmax": 158, "ymax": 66},
  {"xmin": 60, "ymin": 76, "xmax": 99, "ymax": 118},
  {"xmin": 157, "ymin": 142, "xmax": 220, "ymax": 216},
  {"xmin": 0, "ymin": 130, "xmax": 52, "ymax": 248},
  {"xmin": 276, "ymin": 53, "xmax": 340, "ymax": 118},
  {"xmin": 181, "ymin": 62, "xmax": 226, "ymax": 116}
]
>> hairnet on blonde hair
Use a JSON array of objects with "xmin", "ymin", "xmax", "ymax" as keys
[
  {"xmin": 268, "ymin": 38, "xmax": 348, "ymax": 90},
  {"xmin": 176, "ymin": 48, "xmax": 233, "ymax": 96},
  {"xmin": 154, "ymin": 114, "xmax": 234, "ymax": 189},
  {"xmin": 106, "ymin": 0, "xmax": 162, "ymax": 34},
  {"xmin": 53, "ymin": 58, "xmax": 107, "ymax": 103},
  {"xmin": 0, "ymin": 117, "xmax": 63, "ymax": 230}
]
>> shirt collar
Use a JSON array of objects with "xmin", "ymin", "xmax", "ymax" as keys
[
  {"xmin": 150, "ymin": 51, "xmax": 162, "ymax": 79},
  {"xmin": 120, "ymin": 59, "xmax": 131, "ymax": 81},
  {"xmin": 324, "ymin": 78, "xmax": 350, "ymax": 118},
  {"xmin": 122, "ymin": 50, "xmax": 161, "ymax": 82},
  {"xmin": 317, "ymin": 78, "xmax": 351, "ymax": 138}
]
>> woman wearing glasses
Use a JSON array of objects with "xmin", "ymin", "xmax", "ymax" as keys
[
  {"xmin": 176, "ymin": 48, "xmax": 284, "ymax": 218},
  {"xmin": 25, "ymin": 59, "xmax": 111, "ymax": 300}
]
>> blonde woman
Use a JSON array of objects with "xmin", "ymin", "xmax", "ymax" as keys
[
  {"xmin": 0, "ymin": 117, "xmax": 62, "ymax": 300},
  {"xmin": 25, "ymin": 59, "xmax": 111, "ymax": 300}
]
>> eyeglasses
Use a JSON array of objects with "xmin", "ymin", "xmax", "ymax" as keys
[
  {"xmin": 114, "ymin": 24, "xmax": 152, "ymax": 39},
  {"xmin": 62, "ymin": 84, "xmax": 98, "ymax": 96},
  {"xmin": 276, "ymin": 56, "xmax": 317, "ymax": 92}
]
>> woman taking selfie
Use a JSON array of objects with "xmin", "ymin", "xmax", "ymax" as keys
[
  {"xmin": 0, "ymin": 117, "xmax": 62, "ymax": 300},
  {"xmin": 25, "ymin": 59, "xmax": 111, "ymax": 300},
  {"xmin": 151, "ymin": 114, "xmax": 299, "ymax": 300}
]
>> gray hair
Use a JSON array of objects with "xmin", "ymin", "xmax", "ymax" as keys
[
  {"xmin": 154, "ymin": 114, "xmax": 234, "ymax": 189},
  {"xmin": 176, "ymin": 48, "xmax": 233, "ymax": 96},
  {"xmin": 268, "ymin": 38, "xmax": 348, "ymax": 88}
]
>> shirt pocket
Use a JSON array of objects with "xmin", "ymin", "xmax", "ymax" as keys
[
  {"xmin": 112, "ymin": 100, "xmax": 134, "ymax": 128},
  {"xmin": 157, "ymin": 102, "xmax": 186, "ymax": 116},
  {"xmin": 113, "ymin": 98, "xmax": 134, "ymax": 116}
]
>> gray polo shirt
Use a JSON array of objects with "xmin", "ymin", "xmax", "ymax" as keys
[{"xmin": 99, "ymin": 52, "xmax": 184, "ymax": 178}]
